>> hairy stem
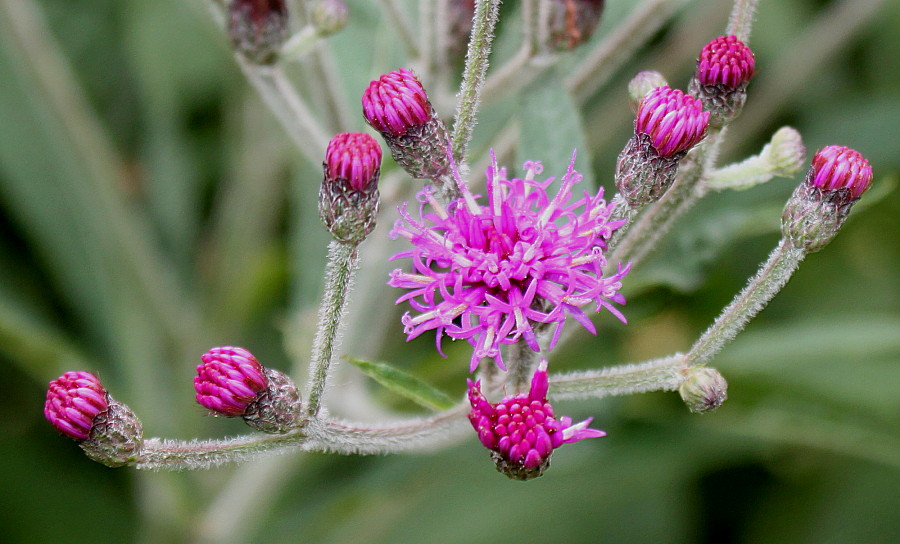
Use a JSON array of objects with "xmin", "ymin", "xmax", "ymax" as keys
[
  {"xmin": 134, "ymin": 352, "xmax": 700, "ymax": 470},
  {"xmin": 687, "ymin": 239, "xmax": 806, "ymax": 365},
  {"xmin": 305, "ymin": 241, "xmax": 359, "ymax": 418},
  {"xmin": 452, "ymin": 0, "xmax": 502, "ymax": 166},
  {"xmin": 726, "ymin": 0, "xmax": 760, "ymax": 42},
  {"xmin": 506, "ymin": 340, "xmax": 541, "ymax": 393},
  {"xmin": 608, "ymin": 128, "xmax": 723, "ymax": 268}
]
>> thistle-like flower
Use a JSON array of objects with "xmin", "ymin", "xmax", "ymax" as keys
[
  {"xmin": 195, "ymin": 347, "xmax": 303, "ymax": 433},
  {"xmin": 45, "ymin": 371, "xmax": 143, "ymax": 467},
  {"xmin": 616, "ymin": 86, "xmax": 710, "ymax": 207},
  {"xmin": 362, "ymin": 69, "xmax": 452, "ymax": 183},
  {"xmin": 228, "ymin": 0, "xmax": 289, "ymax": 65},
  {"xmin": 782, "ymin": 145, "xmax": 873, "ymax": 252},
  {"xmin": 689, "ymin": 35, "xmax": 755, "ymax": 126},
  {"xmin": 389, "ymin": 152, "xmax": 629, "ymax": 372},
  {"xmin": 319, "ymin": 132, "xmax": 383, "ymax": 244},
  {"xmin": 468, "ymin": 360, "xmax": 605, "ymax": 480}
]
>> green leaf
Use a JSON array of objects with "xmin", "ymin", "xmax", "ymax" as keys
[
  {"xmin": 517, "ymin": 65, "xmax": 593, "ymax": 186},
  {"xmin": 345, "ymin": 357, "xmax": 457, "ymax": 411}
]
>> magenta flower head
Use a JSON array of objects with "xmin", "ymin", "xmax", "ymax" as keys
[
  {"xmin": 362, "ymin": 69, "xmax": 451, "ymax": 182},
  {"xmin": 45, "ymin": 371, "xmax": 108, "ymax": 440},
  {"xmin": 195, "ymin": 347, "xmax": 268, "ymax": 417},
  {"xmin": 468, "ymin": 360, "xmax": 605, "ymax": 480},
  {"xmin": 616, "ymin": 86, "xmax": 710, "ymax": 207},
  {"xmin": 45, "ymin": 371, "xmax": 143, "ymax": 467},
  {"xmin": 690, "ymin": 35, "xmax": 756, "ymax": 126},
  {"xmin": 635, "ymin": 86, "xmax": 709, "ymax": 158},
  {"xmin": 547, "ymin": 0, "xmax": 605, "ymax": 50},
  {"xmin": 782, "ymin": 145, "xmax": 873, "ymax": 252},
  {"xmin": 319, "ymin": 132, "xmax": 383, "ymax": 244},
  {"xmin": 195, "ymin": 347, "xmax": 302, "ymax": 433},
  {"xmin": 228, "ymin": 0, "xmax": 289, "ymax": 65},
  {"xmin": 389, "ymin": 152, "xmax": 629, "ymax": 372}
]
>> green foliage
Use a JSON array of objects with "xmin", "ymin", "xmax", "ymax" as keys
[
  {"xmin": 345, "ymin": 356, "xmax": 456, "ymax": 411},
  {"xmin": 0, "ymin": 0, "xmax": 897, "ymax": 543}
]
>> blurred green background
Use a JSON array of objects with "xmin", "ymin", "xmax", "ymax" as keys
[{"xmin": 0, "ymin": 0, "xmax": 897, "ymax": 543}]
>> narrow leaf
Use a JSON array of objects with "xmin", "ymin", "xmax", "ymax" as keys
[{"xmin": 345, "ymin": 357, "xmax": 457, "ymax": 411}]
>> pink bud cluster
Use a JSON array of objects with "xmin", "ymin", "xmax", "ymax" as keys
[
  {"xmin": 362, "ymin": 69, "xmax": 431, "ymax": 137},
  {"xmin": 696, "ymin": 35, "xmax": 755, "ymax": 89},
  {"xmin": 324, "ymin": 132, "xmax": 383, "ymax": 192},
  {"xmin": 808, "ymin": 145, "xmax": 873, "ymax": 200},
  {"xmin": 467, "ymin": 361, "xmax": 605, "ymax": 479},
  {"xmin": 195, "ymin": 347, "xmax": 269, "ymax": 416},
  {"xmin": 44, "ymin": 371, "xmax": 108, "ymax": 440},
  {"xmin": 635, "ymin": 86, "xmax": 710, "ymax": 157}
]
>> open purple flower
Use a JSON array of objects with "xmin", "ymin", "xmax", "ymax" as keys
[
  {"xmin": 468, "ymin": 360, "xmax": 605, "ymax": 479},
  {"xmin": 389, "ymin": 151, "xmax": 629, "ymax": 372}
]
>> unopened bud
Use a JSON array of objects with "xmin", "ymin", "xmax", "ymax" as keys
[
  {"xmin": 688, "ymin": 35, "xmax": 755, "ymax": 127},
  {"xmin": 229, "ymin": 0, "xmax": 290, "ymax": 65},
  {"xmin": 628, "ymin": 71, "xmax": 668, "ymax": 112},
  {"xmin": 45, "ymin": 372, "xmax": 143, "ymax": 467},
  {"xmin": 679, "ymin": 367, "xmax": 728, "ymax": 414},
  {"xmin": 362, "ymin": 69, "xmax": 451, "ymax": 181},
  {"xmin": 311, "ymin": 0, "xmax": 348, "ymax": 36},
  {"xmin": 782, "ymin": 146, "xmax": 873, "ymax": 252},
  {"xmin": 319, "ymin": 132, "xmax": 383, "ymax": 244},
  {"xmin": 763, "ymin": 127, "xmax": 806, "ymax": 178},
  {"xmin": 547, "ymin": 0, "xmax": 605, "ymax": 51},
  {"xmin": 195, "ymin": 347, "xmax": 303, "ymax": 434},
  {"xmin": 616, "ymin": 86, "xmax": 709, "ymax": 207}
]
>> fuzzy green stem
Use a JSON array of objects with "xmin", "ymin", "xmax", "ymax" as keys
[
  {"xmin": 305, "ymin": 241, "xmax": 359, "ymax": 418},
  {"xmin": 550, "ymin": 354, "xmax": 688, "ymax": 399},
  {"xmin": 135, "ymin": 407, "xmax": 470, "ymax": 471},
  {"xmin": 281, "ymin": 25, "xmax": 321, "ymax": 60},
  {"xmin": 609, "ymin": 128, "xmax": 723, "ymax": 268},
  {"xmin": 506, "ymin": 340, "xmax": 542, "ymax": 393},
  {"xmin": 451, "ymin": 0, "xmax": 501, "ymax": 166},
  {"xmin": 687, "ymin": 239, "xmax": 806, "ymax": 365},
  {"xmin": 726, "ymin": 0, "xmax": 760, "ymax": 42}
]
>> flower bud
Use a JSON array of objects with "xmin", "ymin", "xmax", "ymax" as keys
[
  {"xmin": 782, "ymin": 146, "xmax": 873, "ymax": 252},
  {"xmin": 242, "ymin": 367, "xmax": 303, "ymax": 433},
  {"xmin": 45, "ymin": 371, "xmax": 143, "ymax": 467},
  {"xmin": 311, "ymin": 0, "xmax": 348, "ymax": 37},
  {"xmin": 616, "ymin": 86, "xmax": 709, "ymax": 207},
  {"xmin": 547, "ymin": 0, "xmax": 605, "ymax": 51},
  {"xmin": 195, "ymin": 347, "xmax": 268, "ymax": 416},
  {"xmin": 195, "ymin": 347, "xmax": 303, "ymax": 433},
  {"xmin": 319, "ymin": 133, "xmax": 383, "ymax": 244},
  {"xmin": 679, "ymin": 367, "xmax": 728, "ymax": 414},
  {"xmin": 764, "ymin": 127, "xmax": 806, "ymax": 178},
  {"xmin": 229, "ymin": 0, "xmax": 289, "ymax": 65},
  {"xmin": 628, "ymin": 71, "xmax": 668, "ymax": 112},
  {"xmin": 467, "ymin": 360, "xmax": 605, "ymax": 480},
  {"xmin": 362, "ymin": 69, "xmax": 451, "ymax": 181},
  {"xmin": 688, "ymin": 35, "xmax": 755, "ymax": 127}
]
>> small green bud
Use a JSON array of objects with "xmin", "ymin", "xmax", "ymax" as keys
[{"xmin": 679, "ymin": 367, "xmax": 728, "ymax": 414}]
